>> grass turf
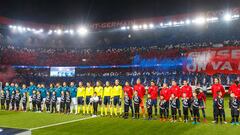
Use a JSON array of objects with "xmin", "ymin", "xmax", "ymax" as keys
[
  {"xmin": 0, "ymin": 97, "xmax": 239, "ymax": 135},
  {"xmin": 0, "ymin": 111, "xmax": 84, "ymax": 129},
  {"xmin": 32, "ymin": 117, "xmax": 240, "ymax": 135}
]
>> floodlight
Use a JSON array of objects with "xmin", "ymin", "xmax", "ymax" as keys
[
  {"xmin": 232, "ymin": 14, "xmax": 240, "ymax": 19},
  {"xmin": 192, "ymin": 17, "xmax": 206, "ymax": 25},
  {"xmin": 168, "ymin": 22, "xmax": 172, "ymax": 26},
  {"xmin": 17, "ymin": 26, "xmax": 23, "ymax": 31},
  {"xmin": 132, "ymin": 25, "xmax": 139, "ymax": 30},
  {"xmin": 138, "ymin": 25, "xmax": 142, "ymax": 29},
  {"xmin": 77, "ymin": 27, "xmax": 88, "ymax": 36},
  {"xmin": 69, "ymin": 29, "xmax": 74, "ymax": 35},
  {"xmin": 56, "ymin": 29, "xmax": 62, "ymax": 35},
  {"xmin": 142, "ymin": 24, "xmax": 148, "ymax": 29},
  {"xmin": 39, "ymin": 29, "xmax": 44, "ymax": 33},
  {"xmin": 121, "ymin": 26, "xmax": 126, "ymax": 30},
  {"xmin": 27, "ymin": 28, "xmax": 32, "ymax": 31},
  {"xmin": 224, "ymin": 13, "xmax": 232, "ymax": 21},
  {"xmin": 64, "ymin": 30, "xmax": 69, "ymax": 33},
  {"xmin": 149, "ymin": 24, "xmax": 154, "ymax": 28},
  {"xmin": 48, "ymin": 30, "xmax": 53, "ymax": 35},
  {"xmin": 22, "ymin": 27, "xmax": 26, "ymax": 32}
]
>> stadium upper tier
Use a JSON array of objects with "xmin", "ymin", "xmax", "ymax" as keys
[
  {"xmin": 1, "ymin": 16, "xmax": 240, "ymax": 49},
  {"xmin": 1, "ymin": 13, "xmax": 240, "ymax": 66},
  {"xmin": 1, "ymin": 40, "xmax": 240, "ymax": 66}
]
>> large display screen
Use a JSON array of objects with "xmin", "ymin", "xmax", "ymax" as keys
[{"xmin": 50, "ymin": 67, "xmax": 75, "ymax": 77}]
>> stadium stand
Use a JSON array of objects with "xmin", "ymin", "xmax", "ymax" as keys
[{"xmin": 1, "ymin": 12, "xmax": 240, "ymax": 89}]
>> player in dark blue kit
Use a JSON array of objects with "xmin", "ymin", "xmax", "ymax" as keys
[
  {"xmin": 0, "ymin": 90, "xmax": 5, "ymax": 110},
  {"xmin": 123, "ymin": 92, "xmax": 130, "ymax": 119},
  {"xmin": 45, "ymin": 91, "xmax": 51, "ymax": 113},
  {"xmin": 22, "ymin": 92, "xmax": 27, "ymax": 112},
  {"xmin": 159, "ymin": 95, "xmax": 167, "ymax": 121},
  {"xmin": 36, "ymin": 91, "xmax": 42, "ymax": 112},
  {"xmin": 5, "ymin": 90, "xmax": 10, "ymax": 110},
  {"xmin": 170, "ymin": 94, "xmax": 177, "ymax": 122},
  {"xmin": 65, "ymin": 91, "xmax": 71, "ymax": 114},
  {"xmin": 182, "ymin": 93, "xmax": 189, "ymax": 123},
  {"xmin": 229, "ymin": 93, "xmax": 239, "ymax": 125},
  {"xmin": 51, "ymin": 91, "xmax": 57, "ymax": 113},
  {"xmin": 215, "ymin": 91, "xmax": 224, "ymax": 124},
  {"xmin": 191, "ymin": 92, "xmax": 200, "ymax": 124},
  {"xmin": 133, "ymin": 91, "xmax": 141, "ymax": 119},
  {"xmin": 60, "ymin": 91, "xmax": 66, "ymax": 113},
  {"xmin": 146, "ymin": 94, "xmax": 152, "ymax": 120},
  {"xmin": 15, "ymin": 90, "xmax": 21, "ymax": 111}
]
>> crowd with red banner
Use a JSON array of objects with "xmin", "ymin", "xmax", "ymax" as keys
[{"xmin": 1, "ymin": 40, "xmax": 239, "ymax": 67}]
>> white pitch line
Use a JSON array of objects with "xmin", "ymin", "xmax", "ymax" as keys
[{"xmin": 29, "ymin": 116, "xmax": 98, "ymax": 131}]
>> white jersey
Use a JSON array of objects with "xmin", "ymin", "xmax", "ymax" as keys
[{"xmin": 90, "ymin": 96, "xmax": 99, "ymax": 103}]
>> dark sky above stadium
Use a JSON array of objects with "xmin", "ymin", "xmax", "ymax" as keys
[{"xmin": 0, "ymin": 0, "xmax": 240, "ymax": 24}]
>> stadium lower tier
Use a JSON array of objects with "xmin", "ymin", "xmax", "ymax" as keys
[{"xmin": 9, "ymin": 69, "xmax": 240, "ymax": 86}]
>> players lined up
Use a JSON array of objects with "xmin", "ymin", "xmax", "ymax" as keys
[{"xmin": 1, "ymin": 78, "xmax": 240, "ymax": 125}]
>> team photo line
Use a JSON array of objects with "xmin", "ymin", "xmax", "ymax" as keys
[{"xmin": 1, "ymin": 78, "xmax": 240, "ymax": 125}]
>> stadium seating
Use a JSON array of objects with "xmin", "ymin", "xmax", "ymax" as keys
[
  {"xmin": 2, "ymin": 39, "xmax": 240, "ymax": 66},
  {"xmin": 1, "ymin": 21, "xmax": 240, "ymax": 87}
]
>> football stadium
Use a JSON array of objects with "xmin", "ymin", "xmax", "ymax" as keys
[{"xmin": 1, "ymin": 0, "xmax": 240, "ymax": 134}]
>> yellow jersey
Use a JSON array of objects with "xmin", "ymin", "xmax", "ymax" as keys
[
  {"xmin": 85, "ymin": 86, "xmax": 94, "ymax": 96},
  {"xmin": 94, "ymin": 86, "xmax": 103, "ymax": 97},
  {"xmin": 112, "ymin": 85, "xmax": 123, "ymax": 98},
  {"xmin": 77, "ymin": 87, "xmax": 85, "ymax": 97},
  {"xmin": 103, "ymin": 86, "xmax": 113, "ymax": 97}
]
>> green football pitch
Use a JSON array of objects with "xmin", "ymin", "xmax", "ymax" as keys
[{"xmin": 0, "ymin": 97, "xmax": 239, "ymax": 135}]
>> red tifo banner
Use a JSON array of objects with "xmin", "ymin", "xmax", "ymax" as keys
[{"xmin": 184, "ymin": 47, "xmax": 240, "ymax": 75}]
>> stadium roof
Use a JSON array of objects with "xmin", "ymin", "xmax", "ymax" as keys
[
  {"xmin": 2, "ymin": 7, "xmax": 240, "ymax": 32},
  {"xmin": 0, "ymin": 0, "xmax": 240, "ymax": 24}
]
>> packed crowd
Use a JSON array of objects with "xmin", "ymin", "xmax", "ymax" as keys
[
  {"xmin": 1, "ymin": 40, "xmax": 240, "ymax": 66},
  {"xmin": 1, "ymin": 78, "xmax": 240, "ymax": 125},
  {"xmin": 12, "ymin": 67, "xmax": 237, "ymax": 87},
  {"xmin": 1, "ymin": 19, "xmax": 240, "ymax": 67}
]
